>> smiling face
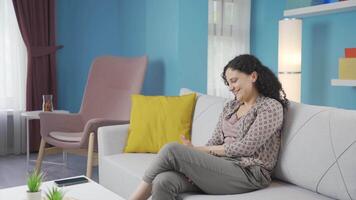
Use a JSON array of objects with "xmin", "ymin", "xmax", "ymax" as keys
[{"xmin": 225, "ymin": 68, "xmax": 258, "ymax": 102}]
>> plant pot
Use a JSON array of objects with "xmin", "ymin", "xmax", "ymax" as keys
[{"xmin": 27, "ymin": 190, "xmax": 42, "ymax": 200}]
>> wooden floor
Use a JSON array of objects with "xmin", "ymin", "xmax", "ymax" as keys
[{"xmin": 0, "ymin": 153, "xmax": 98, "ymax": 189}]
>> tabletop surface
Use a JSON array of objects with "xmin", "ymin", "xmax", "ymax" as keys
[
  {"xmin": 0, "ymin": 176, "xmax": 125, "ymax": 200},
  {"xmin": 21, "ymin": 110, "xmax": 69, "ymax": 119}
]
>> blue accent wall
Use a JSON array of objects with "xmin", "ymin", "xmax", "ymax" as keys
[
  {"xmin": 117, "ymin": 0, "xmax": 146, "ymax": 57},
  {"xmin": 56, "ymin": 0, "xmax": 207, "ymax": 112},
  {"xmin": 251, "ymin": 0, "xmax": 356, "ymax": 109},
  {"xmin": 56, "ymin": 0, "xmax": 121, "ymax": 112},
  {"xmin": 251, "ymin": 0, "xmax": 284, "ymax": 74},
  {"xmin": 145, "ymin": 0, "xmax": 180, "ymax": 95},
  {"xmin": 179, "ymin": 0, "xmax": 208, "ymax": 95},
  {"xmin": 57, "ymin": 0, "xmax": 356, "ymax": 111},
  {"xmin": 117, "ymin": 0, "xmax": 208, "ymax": 96}
]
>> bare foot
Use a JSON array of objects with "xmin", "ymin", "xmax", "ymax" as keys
[{"xmin": 129, "ymin": 181, "xmax": 152, "ymax": 200}]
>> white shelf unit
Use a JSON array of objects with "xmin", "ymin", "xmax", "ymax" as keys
[
  {"xmin": 284, "ymin": 0, "xmax": 356, "ymax": 18},
  {"xmin": 331, "ymin": 79, "xmax": 356, "ymax": 86}
]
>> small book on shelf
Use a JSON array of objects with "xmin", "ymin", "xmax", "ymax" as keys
[{"xmin": 345, "ymin": 48, "xmax": 356, "ymax": 58}]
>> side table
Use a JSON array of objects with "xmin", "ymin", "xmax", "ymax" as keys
[{"xmin": 21, "ymin": 110, "xmax": 69, "ymax": 171}]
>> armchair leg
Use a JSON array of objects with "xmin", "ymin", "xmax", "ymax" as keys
[
  {"xmin": 35, "ymin": 138, "xmax": 46, "ymax": 173},
  {"xmin": 86, "ymin": 132, "xmax": 95, "ymax": 178}
]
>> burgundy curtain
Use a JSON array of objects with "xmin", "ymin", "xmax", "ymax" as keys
[{"xmin": 13, "ymin": 0, "xmax": 62, "ymax": 151}]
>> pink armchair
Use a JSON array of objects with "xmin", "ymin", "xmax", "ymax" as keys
[{"xmin": 35, "ymin": 56, "xmax": 147, "ymax": 178}]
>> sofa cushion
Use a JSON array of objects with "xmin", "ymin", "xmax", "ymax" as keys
[
  {"xmin": 275, "ymin": 102, "xmax": 356, "ymax": 200},
  {"xmin": 100, "ymin": 153, "xmax": 157, "ymax": 199},
  {"xmin": 49, "ymin": 131, "xmax": 83, "ymax": 142},
  {"xmin": 124, "ymin": 93, "xmax": 196, "ymax": 153},
  {"xmin": 181, "ymin": 181, "xmax": 333, "ymax": 200},
  {"xmin": 101, "ymin": 153, "xmax": 332, "ymax": 200}
]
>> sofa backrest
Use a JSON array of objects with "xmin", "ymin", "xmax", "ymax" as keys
[
  {"xmin": 275, "ymin": 101, "xmax": 356, "ymax": 200},
  {"xmin": 180, "ymin": 88, "xmax": 356, "ymax": 200},
  {"xmin": 180, "ymin": 88, "xmax": 229, "ymax": 146}
]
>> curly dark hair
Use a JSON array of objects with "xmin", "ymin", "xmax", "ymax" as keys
[{"xmin": 222, "ymin": 54, "xmax": 289, "ymax": 109}]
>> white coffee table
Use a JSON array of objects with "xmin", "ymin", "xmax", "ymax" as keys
[
  {"xmin": 0, "ymin": 176, "xmax": 125, "ymax": 200},
  {"xmin": 21, "ymin": 110, "xmax": 69, "ymax": 171}
]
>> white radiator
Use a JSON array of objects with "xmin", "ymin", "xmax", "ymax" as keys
[{"xmin": 0, "ymin": 110, "xmax": 26, "ymax": 155}]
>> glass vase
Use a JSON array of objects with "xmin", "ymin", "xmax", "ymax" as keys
[{"xmin": 42, "ymin": 94, "xmax": 53, "ymax": 112}]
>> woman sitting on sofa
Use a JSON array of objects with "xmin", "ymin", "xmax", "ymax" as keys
[{"xmin": 130, "ymin": 54, "xmax": 289, "ymax": 200}]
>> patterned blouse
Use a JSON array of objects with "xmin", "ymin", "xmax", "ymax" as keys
[{"xmin": 206, "ymin": 95, "xmax": 284, "ymax": 177}]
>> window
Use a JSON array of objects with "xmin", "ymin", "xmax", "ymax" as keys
[
  {"xmin": 207, "ymin": 0, "xmax": 251, "ymax": 97},
  {"xmin": 0, "ymin": 0, "xmax": 27, "ymax": 155},
  {"xmin": 0, "ymin": 0, "xmax": 27, "ymax": 111}
]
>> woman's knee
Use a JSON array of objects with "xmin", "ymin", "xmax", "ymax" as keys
[{"xmin": 158, "ymin": 142, "xmax": 183, "ymax": 157}]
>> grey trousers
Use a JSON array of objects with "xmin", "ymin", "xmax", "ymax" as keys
[{"xmin": 143, "ymin": 142, "xmax": 270, "ymax": 200}]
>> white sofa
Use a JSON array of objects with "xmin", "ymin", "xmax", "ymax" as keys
[{"xmin": 98, "ymin": 88, "xmax": 356, "ymax": 200}]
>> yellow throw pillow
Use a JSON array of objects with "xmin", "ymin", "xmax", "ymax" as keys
[{"xmin": 124, "ymin": 93, "xmax": 196, "ymax": 153}]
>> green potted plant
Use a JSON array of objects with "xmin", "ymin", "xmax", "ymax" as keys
[
  {"xmin": 45, "ymin": 187, "xmax": 65, "ymax": 200},
  {"xmin": 26, "ymin": 171, "xmax": 44, "ymax": 200}
]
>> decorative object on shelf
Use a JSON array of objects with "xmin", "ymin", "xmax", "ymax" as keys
[
  {"xmin": 322, "ymin": 0, "xmax": 339, "ymax": 4},
  {"xmin": 42, "ymin": 94, "xmax": 53, "ymax": 112},
  {"xmin": 286, "ymin": 0, "xmax": 313, "ymax": 9},
  {"xmin": 312, "ymin": 0, "xmax": 338, "ymax": 5},
  {"xmin": 338, "ymin": 48, "xmax": 356, "ymax": 80},
  {"xmin": 331, "ymin": 47, "xmax": 356, "ymax": 86},
  {"xmin": 278, "ymin": 18, "xmax": 302, "ymax": 102},
  {"xmin": 311, "ymin": 0, "xmax": 324, "ymax": 5},
  {"xmin": 345, "ymin": 48, "xmax": 356, "ymax": 58},
  {"xmin": 338, "ymin": 58, "xmax": 356, "ymax": 79},
  {"xmin": 26, "ymin": 171, "xmax": 44, "ymax": 200}
]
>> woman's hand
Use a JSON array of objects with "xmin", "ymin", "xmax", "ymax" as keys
[
  {"xmin": 180, "ymin": 135, "xmax": 194, "ymax": 147},
  {"xmin": 180, "ymin": 135, "xmax": 225, "ymax": 156}
]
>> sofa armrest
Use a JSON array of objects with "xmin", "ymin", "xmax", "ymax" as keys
[
  {"xmin": 80, "ymin": 119, "xmax": 129, "ymax": 147},
  {"xmin": 98, "ymin": 124, "xmax": 129, "ymax": 158}
]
